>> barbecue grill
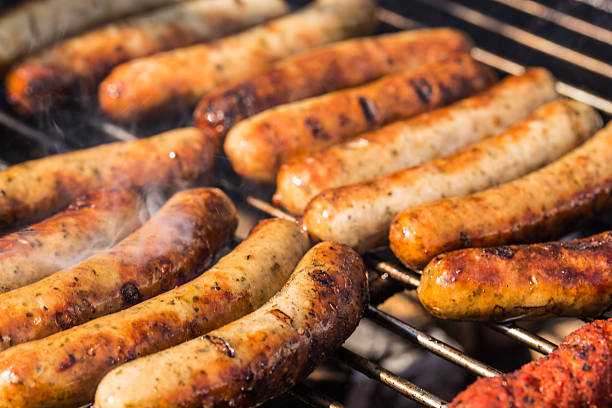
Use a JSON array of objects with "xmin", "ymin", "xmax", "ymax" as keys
[{"xmin": 0, "ymin": 0, "xmax": 610, "ymax": 406}]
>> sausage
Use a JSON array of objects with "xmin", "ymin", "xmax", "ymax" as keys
[
  {"xmin": 95, "ymin": 241, "xmax": 367, "ymax": 408},
  {"xmin": 305, "ymin": 99, "xmax": 601, "ymax": 253},
  {"xmin": 275, "ymin": 68, "xmax": 557, "ymax": 215},
  {"xmin": 0, "ymin": 127, "xmax": 215, "ymax": 230},
  {"xmin": 449, "ymin": 318, "xmax": 612, "ymax": 408},
  {"xmin": 99, "ymin": 0, "xmax": 377, "ymax": 122},
  {"xmin": 0, "ymin": 187, "xmax": 237, "ymax": 352},
  {"xmin": 0, "ymin": 218, "xmax": 307, "ymax": 408},
  {"xmin": 0, "ymin": 0, "xmax": 185, "ymax": 70},
  {"xmin": 224, "ymin": 54, "xmax": 497, "ymax": 184},
  {"xmin": 389, "ymin": 120, "xmax": 612, "ymax": 271},
  {"xmin": 5, "ymin": 0, "xmax": 288, "ymax": 115},
  {"xmin": 0, "ymin": 188, "xmax": 146, "ymax": 293},
  {"xmin": 419, "ymin": 230, "xmax": 612, "ymax": 322},
  {"xmin": 193, "ymin": 28, "xmax": 473, "ymax": 146}
]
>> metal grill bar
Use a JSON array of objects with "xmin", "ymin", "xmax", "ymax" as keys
[
  {"xmin": 334, "ymin": 347, "xmax": 448, "ymax": 408},
  {"xmin": 487, "ymin": 323, "xmax": 557, "ymax": 355}
]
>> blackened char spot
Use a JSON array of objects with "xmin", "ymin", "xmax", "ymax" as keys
[
  {"xmin": 203, "ymin": 335, "xmax": 235, "ymax": 358},
  {"xmin": 565, "ymin": 239, "xmax": 608, "ymax": 251},
  {"xmin": 58, "ymin": 354, "xmax": 76, "ymax": 371},
  {"xmin": 269, "ymin": 308, "xmax": 293, "ymax": 326},
  {"xmin": 120, "ymin": 282, "xmax": 141, "ymax": 305},
  {"xmin": 310, "ymin": 269, "xmax": 335, "ymax": 288},
  {"xmin": 483, "ymin": 246, "xmax": 516, "ymax": 259},
  {"xmin": 358, "ymin": 96, "xmax": 379, "ymax": 124},
  {"xmin": 304, "ymin": 117, "xmax": 330, "ymax": 140},
  {"xmin": 409, "ymin": 78, "xmax": 433, "ymax": 104},
  {"xmin": 459, "ymin": 232, "xmax": 472, "ymax": 247}
]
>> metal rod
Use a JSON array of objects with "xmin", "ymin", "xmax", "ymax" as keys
[
  {"xmin": 414, "ymin": 0, "xmax": 612, "ymax": 79},
  {"xmin": 366, "ymin": 305, "xmax": 501, "ymax": 377},
  {"xmin": 335, "ymin": 347, "xmax": 448, "ymax": 408},
  {"xmin": 487, "ymin": 323, "xmax": 557, "ymax": 355},
  {"xmin": 289, "ymin": 384, "xmax": 345, "ymax": 408},
  {"xmin": 88, "ymin": 118, "xmax": 137, "ymax": 142},
  {"xmin": 246, "ymin": 196, "xmax": 297, "ymax": 222},
  {"xmin": 0, "ymin": 111, "xmax": 58, "ymax": 149},
  {"xmin": 365, "ymin": 255, "xmax": 421, "ymax": 288}
]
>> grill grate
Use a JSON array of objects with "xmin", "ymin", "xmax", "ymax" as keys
[{"xmin": 0, "ymin": 1, "xmax": 610, "ymax": 406}]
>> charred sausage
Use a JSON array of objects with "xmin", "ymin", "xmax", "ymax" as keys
[
  {"xmin": 99, "ymin": 0, "xmax": 376, "ymax": 122},
  {"xmin": 0, "ymin": 0, "xmax": 185, "ymax": 70},
  {"xmin": 0, "ymin": 218, "xmax": 307, "ymax": 407},
  {"xmin": 95, "ymin": 241, "xmax": 367, "ymax": 408},
  {"xmin": 275, "ymin": 68, "xmax": 557, "ymax": 215},
  {"xmin": 0, "ymin": 188, "xmax": 146, "ymax": 293},
  {"xmin": 390, "ymin": 120, "xmax": 612, "ymax": 270},
  {"xmin": 193, "ymin": 28, "xmax": 472, "ymax": 146},
  {"xmin": 0, "ymin": 127, "xmax": 215, "ymax": 230},
  {"xmin": 224, "ymin": 54, "xmax": 496, "ymax": 183},
  {"xmin": 6, "ymin": 0, "xmax": 288, "ymax": 115},
  {"xmin": 419, "ymin": 230, "xmax": 612, "ymax": 321},
  {"xmin": 305, "ymin": 99, "xmax": 601, "ymax": 252},
  {"xmin": 0, "ymin": 188, "xmax": 237, "ymax": 351},
  {"xmin": 449, "ymin": 318, "xmax": 612, "ymax": 407}
]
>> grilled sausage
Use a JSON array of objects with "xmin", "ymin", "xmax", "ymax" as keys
[
  {"xmin": 305, "ymin": 100, "xmax": 601, "ymax": 252},
  {"xmin": 0, "ymin": 188, "xmax": 146, "ymax": 293},
  {"xmin": 0, "ymin": 0, "xmax": 185, "ymax": 70},
  {"xmin": 0, "ymin": 188, "xmax": 237, "ymax": 352},
  {"xmin": 6, "ymin": 0, "xmax": 288, "ymax": 115},
  {"xmin": 419, "ymin": 231, "xmax": 612, "ymax": 322},
  {"xmin": 0, "ymin": 127, "xmax": 215, "ymax": 230},
  {"xmin": 390, "ymin": 120, "xmax": 612, "ymax": 270},
  {"xmin": 275, "ymin": 68, "xmax": 557, "ymax": 215},
  {"xmin": 0, "ymin": 218, "xmax": 307, "ymax": 408},
  {"xmin": 193, "ymin": 28, "xmax": 472, "ymax": 146},
  {"xmin": 95, "ymin": 241, "xmax": 367, "ymax": 408},
  {"xmin": 225, "ymin": 54, "xmax": 496, "ymax": 183},
  {"xmin": 99, "ymin": 0, "xmax": 376, "ymax": 122},
  {"xmin": 449, "ymin": 318, "xmax": 612, "ymax": 408}
]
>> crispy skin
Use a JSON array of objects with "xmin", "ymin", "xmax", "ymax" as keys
[
  {"xmin": 275, "ymin": 68, "xmax": 557, "ymax": 215},
  {"xmin": 419, "ymin": 231, "xmax": 612, "ymax": 321},
  {"xmin": 193, "ymin": 28, "xmax": 472, "ymax": 146},
  {"xmin": 5, "ymin": 0, "xmax": 288, "ymax": 115},
  {"xmin": 0, "ymin": 0, "xmax": 185, "ymax": 70},
  {"xmin": 95, "ymin": 242, "xmax": 367, "ymax": 408},
  {"xmin": 305, "ymin": 100, "xmax": 601, "ymax": 252},
  {"xmin": 225, "ymin": 54, "xmax": 496, "ymax": 183},
  {"xmin": 0, "ymin": 188, "xmax": 237, "ymax": 352},
  {"xmin": 99, "ymin": 0, "xmax": 376, "ymax": 122},
  {"xmin": 390, "ymin": 121, "xmax": 612, "ymax": 270},
  {"xmin": 449, "ymin": 318, "xmax": 612, "ymax": 407},
  {"xmin": 0, "ymin": 127, "xmax": 215, "ymax": 230},
  {"xmin": 0, "ymin": 219, "xmax": 307, "ymax": 408},
  {"xmin": 0, "ymin": 188, "xmax": 146, "ymax": 293}
]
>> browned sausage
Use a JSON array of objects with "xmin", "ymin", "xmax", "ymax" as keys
[
  {"xmin": 0, "ymin": 188, "xmax": 237, "ymax": 351},
  {"xmin": 5, "ymin": 0, "xmax": 288, "ymax": 115},
  {"xmin": 0, "ymin": 127, "xmax": 215, "ymax": 230},
  {"xmin": 0, "ymin": 218, "xmax": 307, "ymax": 408},
  {"xmin": 193, "ymin": 28, "xmax": 472, "ymax": 145},
  {"xmin": 0, "ymin": 188, "xmax": 146, "ymax": 293},
  {"xmin": 98, "ymin": 0, "xmax": 376, "ymax": 122},
  {"xmin": 419, "ymin": 230, "xmax": 612, "ymax": 321},
  {"xmin": 389, "ymin": 121, "xmax": 612, "ymax": 270},
  {"xmin": 224, "ymin": 54, "xmax": 497, "ymax": 183},
  {"xmin": 95, "ymin": 241, "xmax": 368, "ymax": 408}
]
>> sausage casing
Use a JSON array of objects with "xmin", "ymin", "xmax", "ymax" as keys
[
  {"xmin": 0, "ymin": 0, "xmax": 185, "ymax": 70},
  {"xmin": 449, "ymin": 318, "xmax": 612, "ymax": 408},
  {"xmin": 95, "ymin": 241, "xmax": 367, "ymax": 408},
  {"xmin": 225, "ymin": 54, "xmax": 496, "ymax": 183},
  {"xmin": 0, "ymin": 188, "xmax": 237, "ymax": 351},
  {"xmin": 275, "ymin": 68, "xmax": 557, "ymax": 215},
  {"xmin": 390, "ymin": 120, "xmax": 612, "ymax": 270},
  {"xmin": 0, "ymin": 218, "xmax": 307, "ymax": 408},
  {"xmin": 0, "ymin": 127, "xmax": 215, "ymax": 230},
  {"xmin": 419, "ymin": 231, "xmax": 612, "ymax": 322},
  {"xmin": 193, "ymin": 28, "xmax": 472, "ymax": 145},
  {"xmin": 6, "ymin": 0, "xmax": 288, "ymax": 115},
  {"xmin": 306, "ymin": 99, "xmax": 601, "ymax": 252},
  {"xmin": 0, "ymin": 188, "xmax": 146, "ymax": 293},
  {"xmin": 99, "ymin": 0, "xmax": 376, "ymax": 122}
]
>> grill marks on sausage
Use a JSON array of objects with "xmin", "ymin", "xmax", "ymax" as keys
[
  {"xmin": 409, "ymin": 78, "xmax": 433, "ymax": 104},
  {"xmin": 304, "ymin": 117, "xmax": 331, "ymax": 141},
  {"xmin": 483, "ymin": 246, "xmax": 516, "ymax": 259},
  {"xmin": 203, "ymin": 335, "xmax": 235, "ymax": 358},
  {"xmin": 358, "ymin": 96, "xmax": 379, "ymax": 124}
]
